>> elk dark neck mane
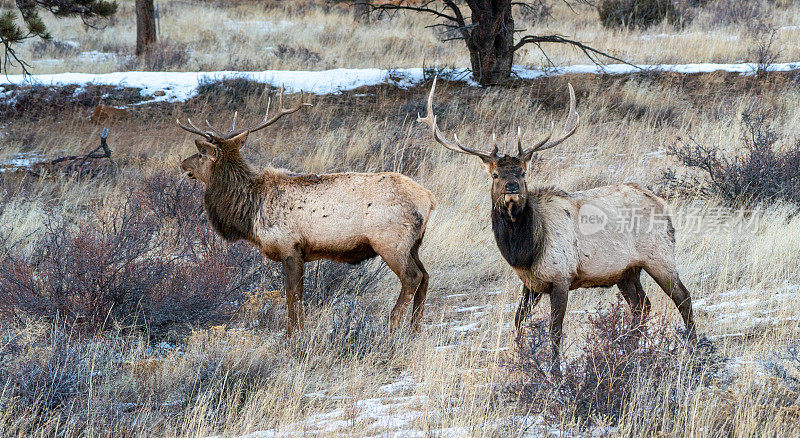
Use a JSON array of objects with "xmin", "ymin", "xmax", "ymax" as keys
[
  {"xmin": 491, "ymin": 196, "xmax": 547, "ymax": 269},
  {"xmin": 204, "ymin": 153, "xmax": 261, "ymax": 242}
]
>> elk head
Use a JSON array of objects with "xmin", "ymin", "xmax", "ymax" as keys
[
  {"xmin": 176, "ymin": 85, "xmax": 312, "ymax": 185},
  {"xmin": 417, "ymin": 77, "xmax": 579, "ymax": 219}
]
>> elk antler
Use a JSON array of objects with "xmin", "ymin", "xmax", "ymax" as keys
[
  {"xmin": 245, "ymin": 85, "xmax": 313, "ymax": 134},
  {"xmin": 520, "ymin": 83, "xmax": 580, "ymax": 156},
  {"xmin": 417, "ymin": 76, "xmax": 498, "ymax": 160},
  {"xmin": 176, "ymin": 85, "xmax": 312, "ymax": 142}
]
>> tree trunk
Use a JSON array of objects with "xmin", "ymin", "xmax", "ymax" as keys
[
  {"xmin": 354, "ymin": 0, "xmax": 370, "ymax": 24},
  {"xmin": 135, "ymin": 0, "xmax": 157, "ymax": 57},
  {"xmin": 466, "ymin": 1, "xmax": 515, "ymax": 85}
]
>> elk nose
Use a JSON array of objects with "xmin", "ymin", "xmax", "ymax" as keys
[{"xmin": 505, "ymin": 181, "xmax": 520, "ymax": 193}]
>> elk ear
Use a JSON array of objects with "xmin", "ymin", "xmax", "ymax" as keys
[
  {"xmin": 195, "ymin": 140, "xmax": 219, "ymax": 160},
  {"xmin": 228, "ymin": 130, "xmax": 250, "ymax": 149},
  {"xmin": 479, "ymin": 156, "xmax": 496, "ymax": 178}
]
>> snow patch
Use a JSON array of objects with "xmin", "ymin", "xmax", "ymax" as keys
[
  {"xmin": 0, "ymin": 152, "xmax": 44, "ymax": 173},
  {"xmin": 379, "ymin": 373, "xmax": 416, "ymax": 395},
  {"xmin": 3, "ymin": 61, "xmax": 800, "ymax": 105},
  {"xmin": 455, "ymin": 305, "xmax": 484, "ymax": 313},
  {"xmin": 451, "ymin": 322, "xmax": 480, "ymax": 332}
]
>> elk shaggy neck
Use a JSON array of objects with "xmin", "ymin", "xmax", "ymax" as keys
[
  {"xmin": 204, "ymin": 153, "xmax": 261, "ymax": 242},
  {"xmin": 491, "ymin": 195, "xmax": 547, "ymax": 269}
]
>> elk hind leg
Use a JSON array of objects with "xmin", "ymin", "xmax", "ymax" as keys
[
  {"xmin": 632, "ymin": 270, "xmax": 651, "ymax": 319},
  {"xmin": 377, "ymin": 245, "xmax": 423, "ymax": 332},
  {"xmin": 644, "ymin": 264, "xmax": 695, "ymax": 338},
  {"xmin": 617, "ymin": 267, "xmax": 650, "ymax": 324},
  {"xmin": 410, "ymin": 239, "xmax": 429, "ymax": 332}
]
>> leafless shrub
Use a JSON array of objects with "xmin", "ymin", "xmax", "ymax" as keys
[
  {"xmin": 504, "ymin": 299, "xmax": 718, "ymax": 426},
  {"xmin": 123, "ymin": 39, "xmax": 190, "ymax": 71},
  {"xmin": 597, "ymin": 0, "xmax": 678, "ymax": 29},
  {"xmin": 273, "ymin": 44, "xmax": 323, "ymax": 64},
  {"xmin": 196, "ymin": 76, "xmax": 271, "ymax": 108},
  {"xmin": 327, "ymin": 296, "xmax": 396, "ymax": 358},
  {"xmin": 747, "ymin": 23, "xmax": 781, "ymax": 76},
  {"xmin": 303, "ymin": 259, "xmax": 388, "ymax": 307},
  {"xmin": 764, "ymin": 342, "xmax": 800, "ymax": 394},
  {"xmin": 0, "ymin": 173, "xmax": 266, "ymax": 338},
  {"xmin": 514, "ymin": 1, "xmax": 552, "ymax": 24},
  {"xmin": 0, "ymin": 84, "xmax": 145, "ymax": 120},
  {"xmin": 29, "ymin": 39, "xmax": 79, "ymax": 58},
  {"xmin": 662, "ymin": 111, "xmax": 800, "ymax": 208},
  {"xmin": 706, "ymin": 0, "xmax": 764, "ymax": 27}
]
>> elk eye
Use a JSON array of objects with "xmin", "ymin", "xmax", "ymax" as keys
[{"xmin": 522, "ymin": 171, "xmax": 526, "ymax": 177}]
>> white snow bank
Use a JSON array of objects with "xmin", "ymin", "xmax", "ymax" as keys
[
  {"xmin": 2, "ymin": 61, "xmax": 800, "ymax": 105},
  {"xmin": 0, "ymin": 152, "xmax": 44, "ymax": 173},
  {"xmin": 0, "ymin": 68, "xmax": 426, "ymax": 104}
]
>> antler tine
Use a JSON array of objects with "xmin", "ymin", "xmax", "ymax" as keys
[
  {"xmin": 417, "ymin": 76, "xmax": 495, "ymax": 160},
  {"xmin": 204, "ymin": 119, "xmax": 226, "ymax": 137},
  {"xmin": 246, "ymin": 84, "xmax": 313, "ymax": 134},
  {"xmin": 262, "ymin": 95, "xmax": 272, "ymax": 123},
  {"xmin": 231, "ymin": 111, "xmax": 238, "ymax": 132},
  {"xmin": 527, "ymin": 83, "xmax": 580, "ymax": 154},
  {"xmin": 176, "ymin": 118, "xmax": 211, "ymax": 138},
  {"xmin": 516, "ymin": 126, "xmax": 523, "ymax": 156},
  {"xmin": 526, "ymin": 122, "xmax": 555, "ymax": 153}
]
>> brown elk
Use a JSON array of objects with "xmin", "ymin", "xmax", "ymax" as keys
[
  {"xmin": 418, "ymin": 78, "xmax": 695, "ymax": 374},
  {"xmin": 90, "ymin": 100, "xmax": 127, "ymax": 124},
  {"xmin": 177, "ymin": 88, "xmax": 435, "ymax": 335}
]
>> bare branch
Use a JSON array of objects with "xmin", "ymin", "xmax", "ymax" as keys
[
  {"xmin": 368, "ymin": 1, "xmax": 462, "ymax": 25},
  {"xmin": 512, "ymin": 34, "xmax": 642, "ymax": 70}
]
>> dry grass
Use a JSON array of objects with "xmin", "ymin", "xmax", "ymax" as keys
[
  {"xmin": 3, "ymin": 0, "xmax": 800, "ymax": 75},
  {"xmin": 2, "ymin": 16, "xmax": 800, "ymax": 436}
]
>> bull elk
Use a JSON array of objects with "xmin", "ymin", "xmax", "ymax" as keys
[
  {"xmin": 177, "ymin": 88, "xmax": 435, "ymax": 335},
  {"xmin": 418, "ymin": 78, "xmax": 695, "ymax": 374}
]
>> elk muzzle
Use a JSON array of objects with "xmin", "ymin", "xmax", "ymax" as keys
[
  {"xmin": 504, "ymin": 181, "xmax": 521, "ymax": 203},
  {"xmin": 502, "ymin": 180, "xmax": 523, "ymax": 207}
]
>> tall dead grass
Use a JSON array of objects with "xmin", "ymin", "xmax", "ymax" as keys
[
  {"xmin": 4, "ymin": 0, "xmax": 800, "ymax": 75},
  {"xmin": 1, "ymin": 71, "xmax": 800, "ymax": 436}
]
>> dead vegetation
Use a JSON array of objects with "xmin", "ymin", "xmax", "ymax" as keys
[
  {"xmin": 3, "ymin": 0, "xmax": 800, "ymax": 75},
  {"xmin": 1, "ymin": 48, "xmax": 800, "ymax": 437},
  {"xmin": 505, "ymin": 301, "xmax": 723, "ymax": 429},
  {"xmin": 663, "ymin": 110, "xmax": 800, "ymax": 208}
]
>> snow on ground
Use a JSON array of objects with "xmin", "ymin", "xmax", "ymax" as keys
[
  {"xmin": 2, "ymin": 61, "xmax": 800, "ymax": 105},
  {"xmin": 0, "ymin": 152, "xmax": 44, "ymax": 173},
  {"xmin": 694, "ymin": 284, "xmax": 800, "ymax": 334}
]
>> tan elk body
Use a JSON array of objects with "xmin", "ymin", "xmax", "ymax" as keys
[
  {"xmin": 418, "ymin": 78, "xmax": 695, "ymax": 373},
  {"xmin": 178, "ymin": 89, "xmax": 435, "ymax": 334}
]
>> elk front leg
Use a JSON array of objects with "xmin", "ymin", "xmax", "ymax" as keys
[
  {"xmin": 549, "ymin": 282, "xmax": 569, "ymax": 377},
  {"xmin": 515, "ymin": 284, "xmax": 545, "ymax": 334},
  {"xmin": 282, "ymin": 254, "xmax": 305, "ymax": 336}
]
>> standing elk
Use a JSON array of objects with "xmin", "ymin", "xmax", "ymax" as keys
[
  {"xmin": 418, "ymin": 78, "xmax": 695, "ymax": 374},
  {"xmin": 177, "ymin": 88, "xmax": 435, "ymax": 335}
]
